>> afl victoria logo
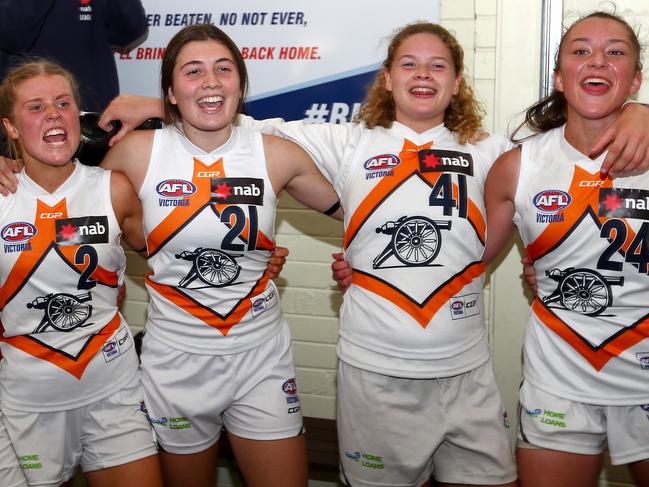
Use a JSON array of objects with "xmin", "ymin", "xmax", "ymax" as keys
[
  {"xmin": 533, "ymin": 190, "xmax": 571, "ymax": 214},
  {"xmin": 156, "ymin": 179, "xmax": 196, "ymax": 198},
  {"xmin": 364, "ymin": 154, "xmax": 400, "ymax": 171},
  {"xmin": 282, "ymin": 378, "xmax": 298, "ymax": 395},
  {"xmin": 1, "ymin": 222, "xmax": 37, "ymax": 242}
]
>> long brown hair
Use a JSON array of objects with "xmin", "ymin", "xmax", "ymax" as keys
[
  {"xmin": 512, "ymin": 11, "xmax": 643, "ymax": 142},
  {"xmin": 161, "ymin": 24, "xmax": 248, "ymax": 125},
  {"xmin": 0, "ymin": 58, "xmax": 80, "ymax": 159},
  {"xmin": 355, "ymin": 22, "xmax": 484, "ymax": 141}
]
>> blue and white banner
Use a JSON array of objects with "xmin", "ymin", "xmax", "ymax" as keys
[{"xmin": 115, "ymin": 1, "xmax": 440, "ymax": 122}]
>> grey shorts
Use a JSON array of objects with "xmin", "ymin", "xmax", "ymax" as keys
[{"xmin": 337, "ymin": 360, "xmax": 517, "ymax": 486}]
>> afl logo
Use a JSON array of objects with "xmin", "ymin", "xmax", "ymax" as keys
[
  {"xmin": 282, "ymin": 378, "xmax": 298, "ymax": 395},
  {"xmin": 533, "ymin": 190, "xmax": 571, "ymax": 214},
  {"xmin": 156, "ymin": 179, "xmax": 196, "ymax": 198},
  {"xmin": 364, "ymin": 154, "xmax": 400, "ymax": 171},
  {"xmin": 1, "ymin": 222, "xmax": 37, "ymax": 242},
  {"xmin": 103, "ymin": 342, "xmax": 117, "ymax": 353}
]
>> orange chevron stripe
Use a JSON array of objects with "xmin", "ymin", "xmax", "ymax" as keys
[
  {"xmin": 0, "ymin": 312, "xmax": 122, "ymax": 379},
  {"xmin": 532, "ymin": 299, "xmax": 649, "ymax": 371},
  {"xmin": 145, "ymin": 272, "xmax": 271, "ymax": 335},
  {"xmin": 352, "ymin": 261, "xmax": 485, "ymax": 328},
  {"xmin": 147, "ymin": 158, "xmax": 274, "ymax": 254},
  {"xmin": 0, "ymin": 199, "xmax": 119, "ymax": 308},
  {"xmin": 344, "ymin": 139, "xmax": 430, "ymax": 249},
  {"xmin": 526, "ymin": 167, "xmax": 614, "ymax": 260},
  {"xmin": 146, "ymin": 159, "xmax": 219, "ymax": 255},
  {"xmin": 0, "ymin": 200, "xmax": 68, "ymax": 307}
]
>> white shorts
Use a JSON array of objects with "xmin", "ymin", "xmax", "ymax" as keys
[
  {"xmin": 0, "ymin": 412, "xmax": 27, "ymax": 487},
  {"xmin": 518, "ymin": 380, "xmax": 649, "ymax": 465},
  {"xmin": 1, "ymin": 377, "xmax": 157, "ymax": 486},
  {"xmin": 337, "ymin": 360, "xmax": 517, "ymax": 487},
  {"xmin": 140, "ymin": 321, "xmax": 304, "ymax": 454}
]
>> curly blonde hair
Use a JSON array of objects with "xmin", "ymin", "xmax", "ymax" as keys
[{"xmin": 355, "ymin": 22, "xmax": 484, "ymax": 141}]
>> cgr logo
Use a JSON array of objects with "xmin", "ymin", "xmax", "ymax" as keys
[
  {"xmin": 156, "ymin": 179, "xmax": 196, "ymax": 198},
  {"xmin": 579, "ymin": 180, "xmax": 604, "ymax": 187},
  {"xmin": 364, "ymin": 154, "xmax": 400, "ymax": 171},
  {"xmin": 533, "ymin": 190, "xmax": 571, "ymax": 214},
  {"xmin": 197, "ymin": 171, "xmax": 222, "ymax": 178},
  {"xmin": 1, "ymin": 222, "xmax": 37, "ymax": 242},
  {"xmin": 40, "ymin": 212, "xmax": 63, "ymax": 219}
]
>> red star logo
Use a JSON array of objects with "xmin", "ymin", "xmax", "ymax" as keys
[
  {"xmin": 422, "ymin": 153, "xmax": 441, "ymax": 169},
  {"xmin": 59, "ymin": 223, "xmax": 78, "ymax": 240},
  {"xmin": 603, "ymin": 193, "xmax": 623, "ymax": 211},
  {"xmin": 80, "ymin": 0, "xmax": 91, "ymax": 5},
  {"xmin": 213, "ymin": 182, "xmax": 232, "ymax": 200}
]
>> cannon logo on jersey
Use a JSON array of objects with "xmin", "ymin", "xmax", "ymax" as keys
[
  {"xmin": 364, "ymin": 153, "xmax": 400, "ymax": 180},
  {"xmin": 210, "ymin": 178, "xmax": 264, "ymax": 205},
  {"xmin": 156, "ymin": 179, "xmax": 196, "ymax": 207},
  {"xmin": 27, "ymin": 291, "xmax": 94, "ymax": 333},
  {"xmin": 2, "ymin": 222, "xmax": 37, "ymax": 253},
  {"xmin": 373, "ymin": 215, "xmax": 452, "ymax": 269},
  {"xmin": 418, "ymin": 149, "xmax": 474, "ymax": 176},
  {"xmin": 541, "ymin": 267, "xmax": 623, "ymax": 317},
  {"xmin": 55, "ymin": 216, "xmax": 109, "ymax": 246},
  {"xmin": 598, "ymin": 188, "xmax": 649, "ymax": 220}
]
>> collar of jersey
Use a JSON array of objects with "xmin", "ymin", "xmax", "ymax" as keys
[
  {"xmin": 19, "ymin": 160, "xmax": 85, "ymax": 204},
  {"xmin": 558, "ymin": 124, "xmax": 606, "ymax": 174},
  {"xmin": 171, "ymin": 123, "xmax": 239, "ymax": 164},
  {"xmin": 390, "ymin": 121, "xmax": 455, "ymax": 146}
]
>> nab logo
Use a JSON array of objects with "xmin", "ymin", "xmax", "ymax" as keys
[
  {"xmin": 533, "ymin": 190, "xmax": 571, "ymax": 214},
  {"xmin": 40, "ymin": 212, "xmax": 63, "ymax": 219},
  {"xmin": 56, "ymin": 216, "xmax": 109, "ymax": 245},
  {"xmin": 156, "ymin": 179, "xmax": 196, "ymax": 198},
  {"xmin": 211, "ymin": 178, "xmax": 264, "ymax": 205},
  {"xmin": 363, "ymin": 154, "xmax": 400, "ymax": 171},
  {"xmin": 282, "ymin": 378, "xmax": 298, "ymax": 395},
  {"xmin": 1, "ymin": 222, "xmax": 37, "ymax": 242}
]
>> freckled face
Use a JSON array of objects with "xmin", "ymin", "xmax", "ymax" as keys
[
  {"xmin": 554, "ymin": 17, "xmax": 642, "ymax": 123},
  {"xmin": 169, "ymin": 39, "xmax": 242, "ymax": 143},
  {"xmin": 384, "ymin": 32, "xmax": 461, "ymax": 132},
  {"xmin": 2, "ymin": 74, "xmax": 80, "ymax": 168}
]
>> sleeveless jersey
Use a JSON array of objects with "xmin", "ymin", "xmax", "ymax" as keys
[
  {"xmin": 514, "ymin": 126, "xmax": 649, "ymax": 405},
  {"xmin": 140, "ymin": 126, "xmax": 282, "ymax": 354},
  {"xmin": 0, "ymin": 163, "xmax": 138, "ymax": 412},
  {"xmin": 247, "ymin": 117, "xmax": 508, "ymax": 377}
]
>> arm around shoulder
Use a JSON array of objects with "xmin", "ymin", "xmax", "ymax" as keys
[
  {"xmin": 483, "ymin": 147, "xmax": 521, "ymax": 263},
  {"xmin": 110, "ymin": 171, "xmax": 145, "ymax": 253},
  {"xmin": 264, "ymin": 134, "xmax": 343, "ymax": 220}
]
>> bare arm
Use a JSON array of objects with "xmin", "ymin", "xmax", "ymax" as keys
[
  {"xmin": 483, "ymin": 147, "xmax": 521, "ymax": 263},
  {"xmin": 592, "ymin": 103, "xmax": 649, "ymax": 177},
  {"xmin": 264, "ymin": 134, "xmax": 343, "ymax": 220},
  {"xmin": 110, "ymin": 171, "xmax": 145, "ymax": 253},
  {"xmin": 98, "ymin": 95, "xmax": 163, "ymax": 147}
]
